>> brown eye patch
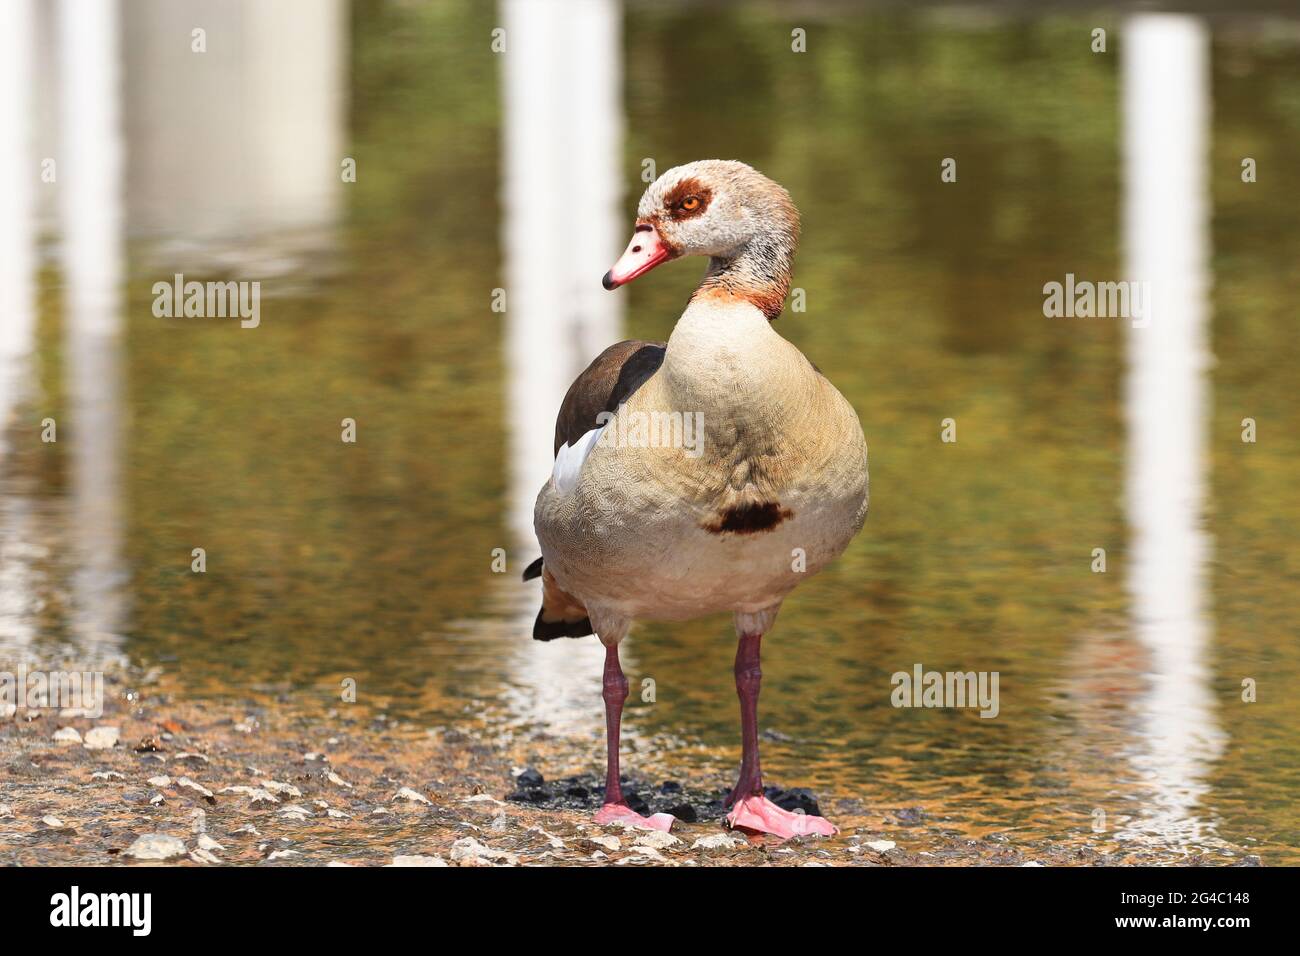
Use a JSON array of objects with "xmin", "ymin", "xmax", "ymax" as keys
[{"xmin": 664, "ymin": 178, "xmax": 712, "ymax": 220}]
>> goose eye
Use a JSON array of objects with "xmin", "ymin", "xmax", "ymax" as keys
[{"xmin": 680, "ymin": 196, "xmax": 701, "ymax": 211}]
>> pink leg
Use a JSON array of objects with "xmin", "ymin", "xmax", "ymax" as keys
[
  {"xmin": 592, "ymin": 643, "xmax": 675, "ymax": 832},
  {"xmin": 724, "ymin": 631, "xmax": 838, "ymax": 840},
  {"xmin": 725, "ymin": 631, "xmax": 765, "ymax": 807}
]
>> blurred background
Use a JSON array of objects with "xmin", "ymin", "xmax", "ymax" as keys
[{"xmin": 1, "ymin": 0, "xmax": 1298, "ymax": 861}]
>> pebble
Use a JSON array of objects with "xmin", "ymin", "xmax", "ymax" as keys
[
  {"xmin": 279, "ymin": 804, "xmax": 311, "ymax": 821},
  {"xmin": 527, "ymin": 827, "xmax": 565, "ymax": 850},
  {"xmin": 389, "ymin": 855, "xmax": 449, "ymax": 867},
  {"xmin": 325, "ymin": 808, "xmax": 351, "ymax": 819},
  {"xmin": 41, "ymin": 815, "xmax": 66, "ymax": 829},
  {"xmin": 0, "ymin": 805, "xmax": 13, "ymax": 819},
  {"xmin": 626, "ymin": 847, "xmax": 668, "ymax": 863},
  {"xmin": 260, "ymin": 779, "xmax": 302, "ymax": 799},
  {"xmin": 53, "ymin": 727, "xmax": 82, "ymax": 745},
  {"xmin": 635, "ymin": 830, "xmax": 680, "ymax": 850},
  {"xmin": 124, "ymin": 833, "xmax": 187, "ymax": 860},
  {"xmin": 219, "ymin": 786, "xmax": 280, "ymax": 807},
  {"xmin": 864, "ymin": 840, "xmax": 896, "ymax": 853},
  {"xmin": 515, "ymin": 768, "xmax": 545, "ymax": 788},
  {"xmin": 662, "ymin": 803, "xmax": 698, "ymax": 823},
  {"xmin": 176, "ymin": 777, "xmax": 215, "ymax": 800},
  {"xmin": 173, "ymin": 752, "xmax": 209, "ymax": 764},
  {"xmin": 588, "ymin": 834, "xmax": 621, "ymax": 852},
  {"xmin": 393, "ymin": 787, "xmax": 432, "ymax": 806},
  {"xmin": 197, "ymin": 834, "xmax": 225, "ymax": 852},
  {"xmin": 895, "ymin": 807, "xmax": 927, "ymax": 826},
  {"xmin": 147, "ymin": 775, "xmax": 172, "ymax": 787},
  {"xmin": 691, "ymin": 833, "xmax": 739, "ymax": 851},
  {"xmin": 266, "ymin": 849, "xmax": 300, "ymax": 861},
  {"xmin": 326, "ymin": 771, "xmax": 353, "ymax": 789},
  {"xmin": 190, "ymin": 848, "xmax": 222, "ymax": 865},
  {"xmin": 84, "ymin": 726, "xmax": 120, "ymax": 750},
  {"xmin": 91, "ymin": 771, "xmax": 125, "ymax": 781},
  {"xmin": 449, "ymin": 837, "xmax": 519, "ymax": 866}
]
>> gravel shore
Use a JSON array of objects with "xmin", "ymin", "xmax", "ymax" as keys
[{"xmin": 0, "ymin": 666, "xmax": 1259, "ymax": 868}]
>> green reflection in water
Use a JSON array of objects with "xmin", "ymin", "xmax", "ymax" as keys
[{"xmin": 4, "ymin": 3, "xmax": 1298, "ymax": 862}]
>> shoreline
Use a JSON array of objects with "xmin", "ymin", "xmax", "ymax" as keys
[{"xmin": 0, "ymin": 665, "xmax": 1261, "ymax": 867}]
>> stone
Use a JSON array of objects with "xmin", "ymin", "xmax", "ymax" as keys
[
  {"xmin": 635, "ymin": 830, "xmax": 680, "ymax": 850},
  {"xmin": 219, "ymin": 786, "xmax": 279, "ymax": 807},
  {"xmin": 260, "ymin": 779, "xmax": 302, "ymax": 798},
  {"xmin": 515, "ymin": 768, "xmax": 545, "ymax": 788},
  {"xmin": 393, "ymin": 787, "xmax": 432, "ymax": 806},
  {"xmin": 449, "ymin": 837, "xmax": 519, "ymax": 866},
  {"xmin": 124, "ymin": 833, "xmax": 187, "ymax": 860},
  {"xmin": 691, "ymin": 833, "xmax": 739, "ymax": 851},
  {"xmin": 176, "ymin": 777, "xmax": 215, "ymax": 800},
  {"xmin": 84, "ymin": 726, "xmax": 120, "ymax": 750},
  {"xmin": 388, "ymin": 855, "xmax": 448, "ymax": 867}
]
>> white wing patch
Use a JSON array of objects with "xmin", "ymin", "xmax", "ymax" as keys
[{"xmin": 552, "ymin": 425, "xmax": 605, "ymax": 494}]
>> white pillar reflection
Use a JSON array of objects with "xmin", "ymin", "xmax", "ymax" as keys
[
  {"xmin": 0, "ymin": 0, "xmax": 39, "ymax": 457},
  {"xmin": 123, "ymin": 0, "xmax": 345, "ymax": 265},
  {"xmin": 502, "ymin": 0, "xmax": 625, "ymax": 546},
  {"xmin": 0, "ymin": 0, "xmax": 42, "ymax": 649},
  {"xmin": 1120, "ymin": 14, "xmax": 1225, "ymax": 847},
  {"xmin": 500, "ymin": 0, "xmax": 626, "ymax": 733},
  {"xmin": 59, "ymin": 0, "xmax": 128, "ymax": 650}
]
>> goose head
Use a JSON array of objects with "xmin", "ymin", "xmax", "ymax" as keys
[{"xmin": 602, "ymin": 160, "xmax": 800, "ymax": 320}]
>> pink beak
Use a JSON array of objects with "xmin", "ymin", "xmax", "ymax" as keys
[{"xmin": 602, "ymin": 224, "xmax": 671, "ymax": 289}]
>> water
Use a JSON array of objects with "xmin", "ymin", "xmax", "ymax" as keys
[{"xmin": 2, "ymin": 1, "xmax": 1298, "ymax": 863}]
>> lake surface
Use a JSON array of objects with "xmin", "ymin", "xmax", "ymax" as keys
[{"xmin": 2, "ymin": 1, "xmax": 1298, "ymax": 863}]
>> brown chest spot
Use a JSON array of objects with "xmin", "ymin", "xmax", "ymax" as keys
[{"xmin": 703, "ymin": 501, "xmax": 793, "ymax": 535}]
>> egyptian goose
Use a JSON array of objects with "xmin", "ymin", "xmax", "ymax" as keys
[{"xmin": 523, "ymin": 160, "xmax": 869, "ymax": 838}]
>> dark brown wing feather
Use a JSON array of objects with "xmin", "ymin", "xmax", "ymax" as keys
[
  {"xmin": 553, "ymin": 340, "xmax": 667, "ymax": 454},
  {"xmin": 527, "ymin": 340, "xmax": 666, "ymax": 641}
]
